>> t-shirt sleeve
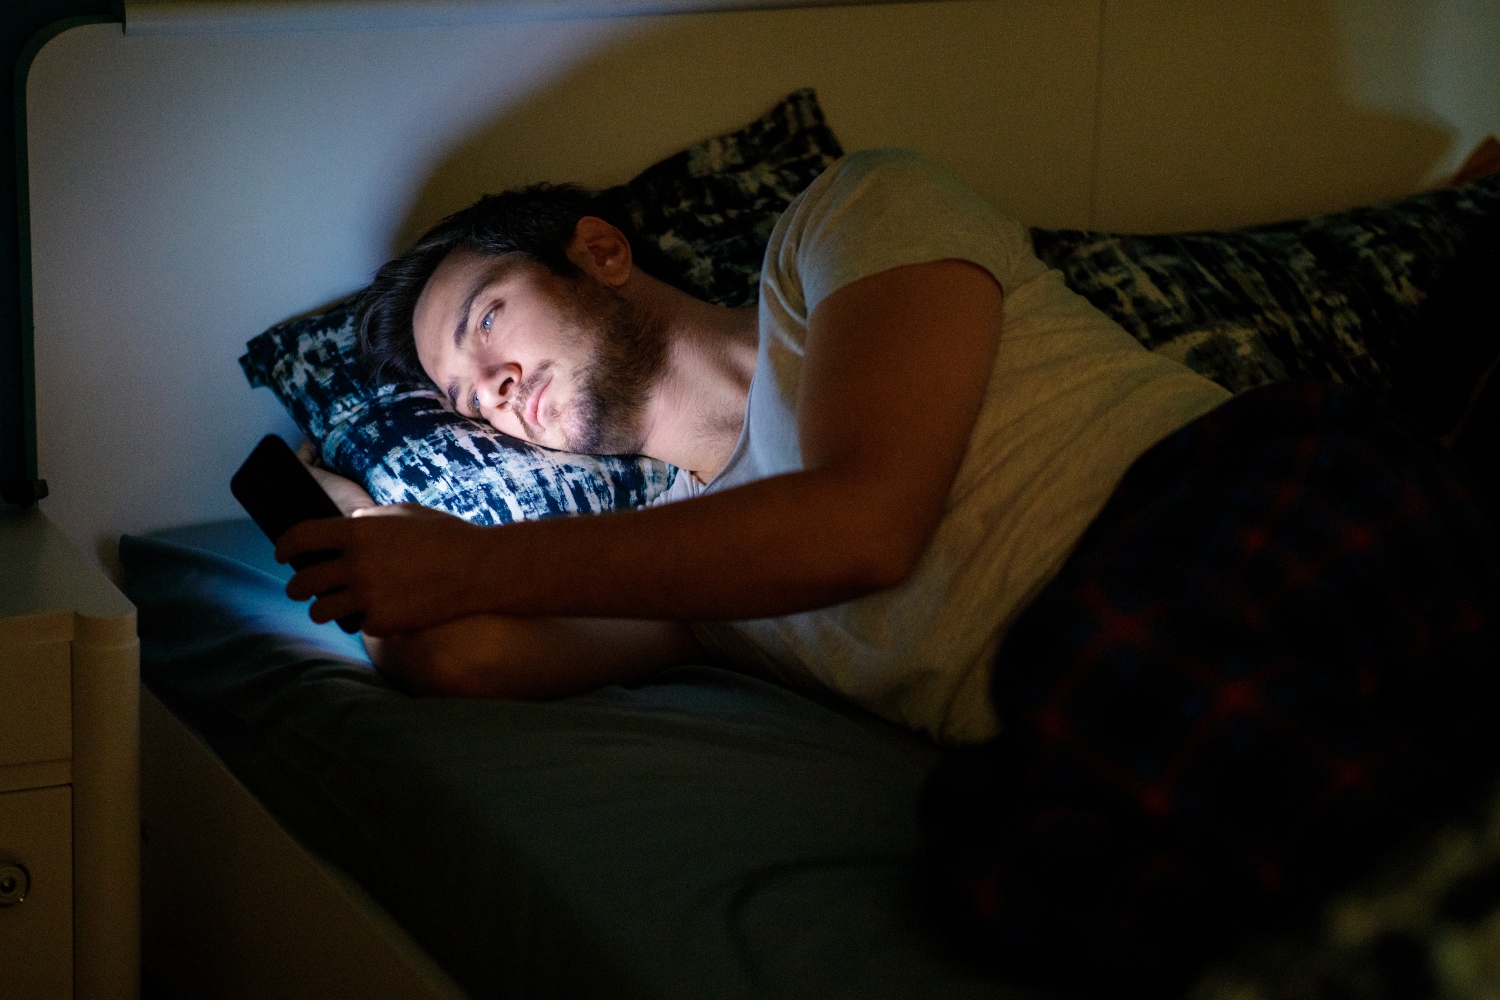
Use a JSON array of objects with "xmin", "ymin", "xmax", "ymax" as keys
[
  {"xmin": 647, "ymin": 467, "xmax": 701, "ymax": 506},
  {"xmin": 773, "ymin": 148, "xmax": 1045, "ymax": 320}
]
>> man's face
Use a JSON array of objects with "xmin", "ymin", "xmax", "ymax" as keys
[{"xmin": 412, "ymin": 249, "xmax": 664, "ymax": 455}]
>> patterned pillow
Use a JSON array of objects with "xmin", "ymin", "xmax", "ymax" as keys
[
  {"xmin": 240, "ymin": 301, "xmax": 674, "ymax": 523},
  {"xmin": 1029, "ymin": 173, "xmax": 1500, "ymax": 397},
  {"xmin": 602, "ymin": 87, "xmax": 843, "ymax": 308},
  {"xmin": 240, "ymin": 88, "xmax": 843, "ymax": 523}
]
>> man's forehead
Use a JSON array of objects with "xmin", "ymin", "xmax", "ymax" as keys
[
  {"xmin": 417, "ymin": 251, "xmax": 515, "ymax": 325},
  {"xmin": 414, "ymin": 251, "xmax": 529, "ymax": 364}
]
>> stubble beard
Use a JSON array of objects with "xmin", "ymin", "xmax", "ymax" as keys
[{"xmin": 556, "ymin": 275, "xmax": 668, "ymax": 456}]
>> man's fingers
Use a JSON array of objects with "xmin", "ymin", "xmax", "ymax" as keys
[
  {"xmin": 286, "ymin": 559, "xmax": 348, "ymax": 602},
  {"xmin": 354, "ymin": 502, "xmax": 432, "ymax": 519},
  {"xmin": 275, "ymin": 516, "xmax": 347, "ymax": 564},
  {"xmin": 309, "ymin": 589, "xmax": 366, "ymax": 627},
  {"xmin": 278, "ymin": 511, "xmax": 485, "ymax": 635},
  {"xmin": 297, "ymin": 440, "xmax": 318, "ymax": 465}
]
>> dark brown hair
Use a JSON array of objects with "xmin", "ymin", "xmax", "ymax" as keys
[{"xmin": 356, "ymin": 184, "xmax": 659, "ymax": 385}]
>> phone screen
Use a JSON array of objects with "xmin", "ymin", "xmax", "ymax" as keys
[{"xmin": 231, "ymin": 434, "xmax": 365, "ymax": 631}]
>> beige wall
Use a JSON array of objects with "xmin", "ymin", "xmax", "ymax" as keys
[
  {"xmin": 386, "ymin": 1, "xmax": 1102, "ymax": 244},
  {"xmin": 1094, "ymin": 0, "xmax": 1499, "ymax": 232},
  {"xmin": 24, "ymin": 0, "xmax": 1500, "ymax": 563},
  {"xmin": 126, "ymin": 0, "xmax": 1496, "ymax": 236}
]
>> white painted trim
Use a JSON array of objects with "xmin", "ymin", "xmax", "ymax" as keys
[
  {"xmin": 140, "ymin": 687, "xmax": 469, "ymax": 1000},
  {"xmin": 71, "ymin": 631, "xmax": 139, "ymax": 1000},
  {"xmin": 122, "ymin": 0, "xmax": 943, "ymax": 35},
  {"xmin": 0, "ymin": 759, "xmax": 70, "ymax": 795}
]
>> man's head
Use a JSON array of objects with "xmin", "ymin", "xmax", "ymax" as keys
[{"xmin": 358, "ymin": 186, "xmax": 668, "ymax": 455}]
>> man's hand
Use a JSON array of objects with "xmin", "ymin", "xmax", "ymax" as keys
[
  {"xmin": 277, "ymin": 507, "xmax": 488, "ymax": 635},
  {"xmin": 286, "ymin": 443, "xmax": 469, "ymax": 633},
  {"xmin": 297, "ymin": 441, "xmax": 378, "ymax": 517}
]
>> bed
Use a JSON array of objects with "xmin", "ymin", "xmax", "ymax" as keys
[
  {"xmin": 126, "ymin": 518, "xmax": 988, "ymax": 999},
  {"xmin": 5, "ymin": 1, "xmax": 1499, "ymax": 997}
]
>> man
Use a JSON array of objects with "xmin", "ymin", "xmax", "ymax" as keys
[
  {"xmin": 285, "ymin": 148, "xmax": 1500, "ymax": 986},
  {"xmin": 281, "ymin": 149, "xmax": 1229, "ymax": 743}
]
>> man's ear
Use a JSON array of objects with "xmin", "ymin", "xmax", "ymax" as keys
[{"xmin": 568, "ymin": 216, "xmax": 634, "ymax": 287}]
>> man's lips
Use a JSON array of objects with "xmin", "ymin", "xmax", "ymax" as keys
[{"xmin": 525, "ymin": 376, "xmax": 550, "ymax": 431}]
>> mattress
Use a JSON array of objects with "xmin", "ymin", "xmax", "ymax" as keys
[{"xmin": 120, "ymin": 519, "xmax": 1012, "ymax": 999}]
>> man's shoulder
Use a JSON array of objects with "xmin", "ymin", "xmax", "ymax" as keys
[
  {"xmin": 805, "ymin": 148, "xmax": 966, "ymax": 205},
  {"xmin": 770, "ymin": 147, "xmax": 1034, "ymax": 312},
  {"xmin": 789, "ymin": 147, "xmax": 1015, "ymax": 245},
  {"xmin": 826, "ymin": 146, "xmax": 941, "ymax": 175}
]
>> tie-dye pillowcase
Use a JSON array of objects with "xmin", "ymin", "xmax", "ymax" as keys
[
  {"xmin": 1029, "ymin": 172, "xmax": 1500, "ymax": 399},
  {"xmin": 239, "ymin": 88, "xmax": 843, "ymax": 524},
  {"xmin": 240, "ymin": 300, "xmax": 674, "ymax": 523}
]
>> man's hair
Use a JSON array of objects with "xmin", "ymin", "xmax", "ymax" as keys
[{"xmin": 356, "ymin": 184, "xmax": 652, "ymax": 385}]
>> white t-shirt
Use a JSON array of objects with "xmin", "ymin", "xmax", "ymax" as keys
[{"xmin": 655, "ymin": 149, "xmax": 1230, "ymax": 744}]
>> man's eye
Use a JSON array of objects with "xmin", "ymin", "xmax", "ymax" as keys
[
  {"xmin": 471, "ymin": 390, "xmax": 482, "ymax": 416},
  {"xmin": 481, "ymin": 310, "xmax": 494, "ymax": 335}
]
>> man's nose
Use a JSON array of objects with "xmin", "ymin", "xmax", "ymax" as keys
[{"xmin": 477, "ymin": 365, "xmax": 521, "ymax": 410}]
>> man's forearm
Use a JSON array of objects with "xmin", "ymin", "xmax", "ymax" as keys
[
  {"xmin": 365, "ymin": 614, "xmax": 706, "ymax": 697},
  {"xmin": 463, "ymin": 466, "xmax": 917, "ymax": 622},
  {"xmin": 285, "ymin": 466, "xmax": 920, "ymax": 635}
]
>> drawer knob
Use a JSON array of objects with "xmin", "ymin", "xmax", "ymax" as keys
[{"xmin": 0, "ymin": 862, "xmax": 29, "ymax": 906}]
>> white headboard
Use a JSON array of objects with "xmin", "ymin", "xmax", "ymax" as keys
[{"xmin": 23, "ymin": 0, "xmax": 1500, "ymax": 570}]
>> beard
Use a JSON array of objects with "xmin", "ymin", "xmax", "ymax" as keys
[{"xmin": 553, "ymin": 275, "xmax": 668, "ymax": 455}]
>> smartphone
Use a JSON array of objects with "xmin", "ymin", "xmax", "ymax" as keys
[{"xmin": 231, "ymin": 434, "xmax": 365, "ymax": 633}]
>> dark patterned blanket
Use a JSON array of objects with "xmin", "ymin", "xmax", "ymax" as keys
[{"xmin": 922, "ymin": 381, "xmax": 1500, "ymax": 997}]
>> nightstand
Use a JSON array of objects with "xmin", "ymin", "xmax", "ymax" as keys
[{"xmin": 1, "ymin": 506, "xmax": 139, "ymax": 1000}]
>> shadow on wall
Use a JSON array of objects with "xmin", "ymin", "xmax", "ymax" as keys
[
  {"xmin": 1092, "ymin": 0, "xmax": 1458, "ymax": 232},
  {"xmin": 390, "ymin": 15, "xmax": 762, "ymax": 251},
  {"xmin": 389, "ymin": 0, "xmax": 1106, "ymax": 247},
  {"xmin": 391, "ymin": 0, "xmax": 1470, "ymax": 246}
]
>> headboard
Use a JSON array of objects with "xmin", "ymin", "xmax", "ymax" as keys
[{"xmin": 5, "ymin": 0, "xmax": 1497, "ymax": 571}]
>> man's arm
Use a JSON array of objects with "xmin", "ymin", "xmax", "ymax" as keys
[
  {"xmin": 365, "ymin": 615, "xmax": 705, "ymax": 698},
  {"xmin": 297, "ymin": 440, "xmax": 380, "ymax": 516},
  {"xmin": 280, "ymin": 258, "xmax": 1004, "ymax": 634},
  {"xmin": 293, "ymin": 447, "xmax": 707, "ymax": 693}
]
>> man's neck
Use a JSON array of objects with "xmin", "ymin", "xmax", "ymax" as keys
[{"xmin": 625, "ymin": 271, "xmax": 758, "ymax": 482}]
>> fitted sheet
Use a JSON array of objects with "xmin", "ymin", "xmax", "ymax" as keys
[{"xmin": 120, "ymin": 519, "xmax": 1013, "ymax": 999}]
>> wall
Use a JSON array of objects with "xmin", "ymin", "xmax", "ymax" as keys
[
  {"xmin": 23, "ymin": 0, "xmax": 1500, "ymax": 566},
  {"xmin": 1092, "ymin": 0, "xmax": 1500, "ymax": 232}
]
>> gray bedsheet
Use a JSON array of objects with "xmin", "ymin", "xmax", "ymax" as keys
[{"xmin": 121, "ymin": 519, "xmax": 1019, "ymax": 999}]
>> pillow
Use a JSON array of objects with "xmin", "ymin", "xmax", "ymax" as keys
[
  {"xmin": 601, "ymin": 87, "xmax": 844, "ymax": 308},
  {"xmin": 1029, "ymin": 172, "xmax": 1500, "ymax": 397},
  {"xmin": 240, "ymin": 87, "xmax": 844, "ymax": 523},
  {"xmin": 239, "ymin": 301, "xmax": 674, "ymax": 524}
]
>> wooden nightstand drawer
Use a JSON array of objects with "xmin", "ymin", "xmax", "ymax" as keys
[
  {"xmin": 3, "ymin": 507, "xmax": 138, "ymax": 997},
  {"xmin": 0, "ymin": 784, "xmax": 73, "ymax": 1000},
  {"xmin": 0, "ymin": 640, "xmax": 71, "ymax": 768}
]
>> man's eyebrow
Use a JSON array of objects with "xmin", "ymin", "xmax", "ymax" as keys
[
  {"xmin": 453, "ymin": 280, "xmax": 485, "ymax": 350},
  {"xmin": 446, "ymin": 378, "xmax": 461, "ymax": 411},
  {"xmin": 452, "ymin": 256, "xmax": 521, "ymax": 350}
]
